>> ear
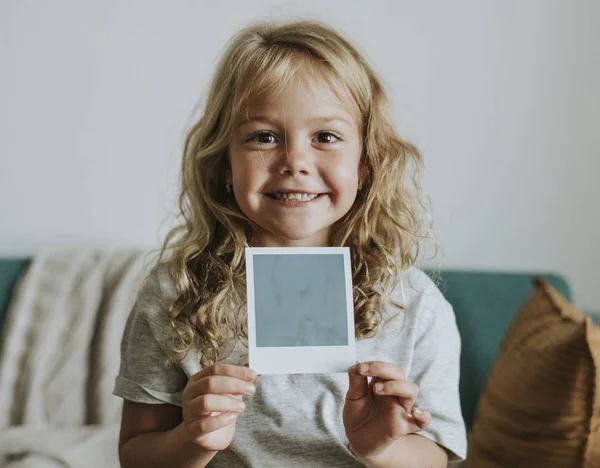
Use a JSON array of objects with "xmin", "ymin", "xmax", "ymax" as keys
[{"xmin": 223, "ymin": 168, "xmax": 233, "ymax": 194}]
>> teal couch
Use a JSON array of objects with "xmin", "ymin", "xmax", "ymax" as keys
[{"xmin": 0, "ymin": 258, "xmax": 592, "ymax": 432}]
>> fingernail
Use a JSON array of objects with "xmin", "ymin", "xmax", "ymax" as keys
[
  {"xmin": 238, "ymin": 401, "xmax": 246, "ymax": 411},
  {"xmin": 246, "ymin": 369, "xmax": 257, "ymax": 380},
  {"xmin": 244, "ymin": 384, "xmax": 255, "ymax": 395},
  {"xmin": 374, "ymin": 382, "xmax": 384, "ymax": 392},
  {"xmin": 358, "ymin": 363, "xmax": 369, "ymax": 375},
  {"xmin": 225, "ymin": 413, "xmax": 236, "ymax": 420},
  {"xmin": 413, "ymin": 408, "xmax": 422, "ymax": 416}
]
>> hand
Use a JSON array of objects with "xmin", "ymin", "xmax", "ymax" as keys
[
  {"xmin": 343, "ymin": 361, "xmax": 432, "ymax": 461},
  {"xmin": 181, "ymin": 363, "xmax": 257, "ymax": 452}
]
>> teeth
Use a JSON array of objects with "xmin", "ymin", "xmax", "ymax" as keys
[{"xmin": 274, "ymin": 193, "xmax": 319, "ymax": 201}]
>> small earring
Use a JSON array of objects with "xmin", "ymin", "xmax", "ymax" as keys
[{"xmin": 225, "ymin": 181, "xmax": 232, "ymax": 194}]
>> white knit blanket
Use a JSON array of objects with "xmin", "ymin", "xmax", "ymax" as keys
[{"xmin": 0, "ymin": 248, "xmax": 152, "ymax": 467}]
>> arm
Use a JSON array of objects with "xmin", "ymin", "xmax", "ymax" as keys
[
  {"xmin": 119, "ymin": 364, "xmax": 256, "ymax": 468},
  {"xmin": 345, "ymin": 272, "xmax": 467, "ymax": 466},
  {"xmin": 361, "ymin": 434, "xmax": 448, "ymax": 468},
  {"xmin": 344, "ymin": 360, "xmax": 457, "ymax": 468},
  {"xmin": 118, "ymin": 401, "xmax": 217, "ymax": 468}
]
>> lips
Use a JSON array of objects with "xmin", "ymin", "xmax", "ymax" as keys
[
  {"xmin": 270, "ymin": 193, "xmax": 320, "ymax": 201},
  {"xmin": 264, "ymin": 189, "xmax": 326, "ymax": 203}
]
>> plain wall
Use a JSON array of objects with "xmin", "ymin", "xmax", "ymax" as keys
[{"xmin": 1, "ymin": 0, "xmax": 598, "ymax": 310}]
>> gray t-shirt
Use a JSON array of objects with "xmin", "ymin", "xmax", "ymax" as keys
[{"xmin": 113, "ymin": 263, "xmax": 467, "ymax": 466}]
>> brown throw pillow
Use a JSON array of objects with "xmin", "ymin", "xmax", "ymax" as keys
[{"xmin": 466, "ymin": 278, "xmax": 600, "ymax": 467}]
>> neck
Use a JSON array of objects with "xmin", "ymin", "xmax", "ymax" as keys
[{"xmin": 253, "ymin": 229, "xmax": 330, "ymax": 248}]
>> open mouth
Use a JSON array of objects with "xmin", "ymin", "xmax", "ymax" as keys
[{"xmin": 265, "ymin": 193, "xmax": 322, "ymax": 202}]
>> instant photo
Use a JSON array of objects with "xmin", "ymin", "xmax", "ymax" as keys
[{"xmin": 246, "ymin": 247, "xmax": 356, "ymax": 374}]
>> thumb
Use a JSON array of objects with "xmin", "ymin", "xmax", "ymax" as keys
[{"xmin": 346, "ymin": 362, "xmax": 369, "ymax": 401}]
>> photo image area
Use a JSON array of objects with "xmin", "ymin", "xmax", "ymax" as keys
[{"xmin": 253, "ymin": 253, "xmax": 348, "ymax": 348}]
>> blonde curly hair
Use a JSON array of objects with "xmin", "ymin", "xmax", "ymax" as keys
[{"xmin": 156, "ymin": 19, "xmax": 435, "ymax": 367}]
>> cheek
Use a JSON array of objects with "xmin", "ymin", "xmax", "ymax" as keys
[
  {"xmin": 234, "ymin": 169, "xmax": 253, "ymax": 191},
  {"xmin": 325, "ymin": 157, "xmax": 360, "ymax": 193},
  {"xmin": 231, "ymin": 156, "xmax": 265, "ymax": 192},
  {"xmin": 231, "ymin": 152, "xmax": 255, "ymax": 191}
]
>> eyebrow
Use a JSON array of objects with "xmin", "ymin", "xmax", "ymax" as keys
[{"xmin": 238, "ymin": 115, "xmax": 355, "ymax": 129}]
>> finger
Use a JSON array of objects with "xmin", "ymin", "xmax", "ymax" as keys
[
  {"xmin": 373, "ymin": 380, "xmax": 419, "ymax": 411},
  {"xmin": 346, "ymin": 362, "xmax": 369, "ymax": 401},
  {"xmin": 411, "ymin": 407, "xmax": 432, "ymax": 430},
  {"xmin": 190, "ymin": 412, "xmax": 239, "ymax": 435},
  {"xmin": 191, "ymin": 375, "xmax": 256, "ymax": 397},
  {"xmin": 356, "ymin": 361, "xmax": 405, "ymax": 381},
  {"xmin": 191, "ymin": 363, "xmax": 257, "ymax": 383},
  {"xmin": 189, "ymin": 394, "xmax": 246, "ymax": 416}
]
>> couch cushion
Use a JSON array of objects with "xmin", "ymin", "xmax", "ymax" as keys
[
  {"xmin": 465, "ymin": 278, "xmax": 600, "ymax": 467},
  {"xmin": 0, "ymin": 259, "xmax": 30, "ymax": 340},
  {"xmin": 427, "ymin": 270, "xmax": 571, "ymax": 432}
]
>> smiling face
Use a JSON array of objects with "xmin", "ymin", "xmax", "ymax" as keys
[{"xmin": 228, "ymin": 74, "xmax": 363, "ymax": 247}]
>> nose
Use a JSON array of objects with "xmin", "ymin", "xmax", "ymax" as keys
[{"xmin": 275, "ymin": 137, "xmax": 312, "ymax": 176}]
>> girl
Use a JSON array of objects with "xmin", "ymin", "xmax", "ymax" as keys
[{"xmin": 114, "ymin": 19, "xmax": 467, "ymax": 467}]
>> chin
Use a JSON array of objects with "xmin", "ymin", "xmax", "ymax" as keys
[
  {"xmin": 276, "ymin": 228, "xmax": 320, "ymax": 241},
  {"xmin": 264, "ymin": 225, "xmax": 329, "ymax": 246}
]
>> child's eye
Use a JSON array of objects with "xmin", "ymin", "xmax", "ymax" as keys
[
  {"xmin": 248, "ymin": 132, "xmax": 278, "ymax": 144},
  {"xmin": 314, "ymin": 132, "xmax": 342, "ymax": 144}
]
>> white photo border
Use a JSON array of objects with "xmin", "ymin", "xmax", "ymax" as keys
[{"xmin": 245, "ymin": 247, "xmax": 356, "ymax": 374}]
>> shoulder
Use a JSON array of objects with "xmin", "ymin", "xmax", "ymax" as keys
[
  {"xmin": 384, "ymin": 267, "xmax": 457, "ymax": 338},
  {"xmin": 130, "ymin": 261, "xmax": 180, "ymax": 333},
  {"xmin": 138, "ymin": 261, "xmax": 180, "ymax": 305},
  {"xmin": 138, "ymin": 261, "xmax": 179, "ymax": 303},
  {"xmin": 388, "ymin": 267, "xmax": 450, "ymax": 313}
]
